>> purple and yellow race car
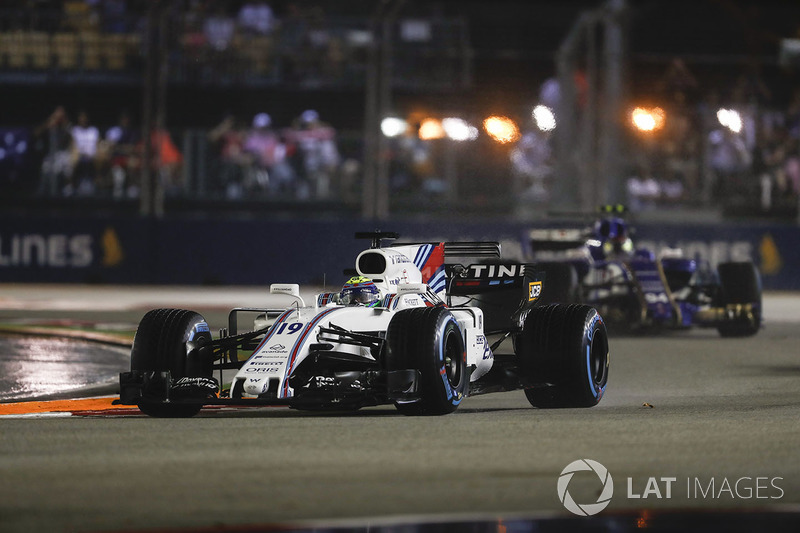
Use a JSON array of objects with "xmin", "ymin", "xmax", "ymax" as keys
[{"xmin": 526, "ymin": 214, "xmax": 762, "ymax": 337}]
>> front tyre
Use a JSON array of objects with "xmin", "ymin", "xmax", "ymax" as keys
[
  {"xmin": 386, "ymin": 307, "xmax": 468, "ymax": 416},
  {"xmin": 131, "ymin": 308, "xmax": 215, "ymax": 417},
  {"xmin": 516, "ymin": 304, "xmax": 609, "ymax": 408}
]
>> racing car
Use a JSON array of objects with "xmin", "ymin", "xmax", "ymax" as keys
[
  {"xmin": 118, "ymin": 231, "xmax": 609, "ymax": 417},
  {"xmin": 525, "ymin": 212, "xmax": 762, "ymax": 337}
]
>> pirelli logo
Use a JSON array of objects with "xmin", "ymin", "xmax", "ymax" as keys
[{"xmin": 529, "ymin": 281, "xmax": 542, "ymax": 301}]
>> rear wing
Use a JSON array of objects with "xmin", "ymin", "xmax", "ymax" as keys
[
  {"xmin": 357, "ymin": 231, "xmax": 501, "ymax": 258},
  {"xmin": 447, "ymin": 262, "xmax": 545, "ymax": 333},
  {"xmin": 447, "ymin": 263, "xmax": 540, "ymax": 296},
  {"xmin": 384, "ymin": 240, "xmax": 500, "ymax": 294},
  {"xmin": 442, "ymin": 241, "xmax": 501, "ymax": 258},
  {"xmin": 395, "ymin": 240, "xmax": 501, "ymax": 258}
]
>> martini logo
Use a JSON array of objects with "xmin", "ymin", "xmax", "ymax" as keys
[
  {"xmin": 558, "ymin": 459, "xmax": 614, "ymax": 516},
  {"xmin": 466, "ymin": 264, "xmax": 525, "ymax": 278}
]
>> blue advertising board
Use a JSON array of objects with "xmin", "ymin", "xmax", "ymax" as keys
[{"xmin": 1, "ymin": 215, "xmax": 798, "ymax": 290}]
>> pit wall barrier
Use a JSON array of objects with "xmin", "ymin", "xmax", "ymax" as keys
[{"xmin": 0, "ymin": 216, "xmax": 797, "ymax": 290}]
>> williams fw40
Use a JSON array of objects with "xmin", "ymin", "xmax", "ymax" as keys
[{"xmin": 118, "ymin": 231, "xmax": 609, "ymax": 417}]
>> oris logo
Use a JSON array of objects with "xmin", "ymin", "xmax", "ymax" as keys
[{"xmin": 558, "ymin": 459, "xmax": 614, "ymax": 516}]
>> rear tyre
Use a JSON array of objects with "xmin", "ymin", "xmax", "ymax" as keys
[
  {"xmin": 131, "ymin": 308, "xmax": 214, "ymax": 417},
  {"xmin": 516, "ymin": 304, "xmax": 609, "ymax": 408},
  {"xmin": 715, "ymin": 262, "xmax": 762, "ymax": 337},
  {"xmin": 535, "ymin": 262, "xmax": 579, "ymax": 304},
  {"xmin": 386, "ymin": 307, "xmax": 467, "ymax": 416}
]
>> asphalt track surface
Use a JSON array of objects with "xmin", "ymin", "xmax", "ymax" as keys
[{"xmin": 0, "ymin": 285, "xmax": 799, "ymax": 532}]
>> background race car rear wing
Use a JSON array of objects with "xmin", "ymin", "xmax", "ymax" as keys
[{"xmin": 528, "ymin": 228, "xmax": 591, "ymax": 251}]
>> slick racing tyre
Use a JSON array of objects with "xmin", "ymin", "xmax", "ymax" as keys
[
  {"xmin": 715, "ymin": 261, "xmax": 762, "ymax": 337},
  {"xmin": 131, "ymin": 308, "xmax": 215, "ymax": 417},
  {"xmin": 386, "ymin": 307, "xmax": 468, "ymax": 416},
  {"xmin": 516, "ymin": 304, "xmax": 609, "ymax": 408}
]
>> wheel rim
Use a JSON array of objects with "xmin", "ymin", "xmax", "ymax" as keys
[
  {"xmin": 443, "ymin": 329, "xmax": 462, "ymax": 387},
  {"xmin": 589, "ymin": 330, "xmax": 608, "ymax": 387}
]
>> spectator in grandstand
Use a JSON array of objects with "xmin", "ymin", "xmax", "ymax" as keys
[
  {"xmin": 243, "ymin": 112, "xmax": 296, "ymax": 196},
  {"xmin": 149, "ymin": 127, "xmax": 183, "ymax": 196},
  {"xmin": 625, "ymin": 161, "xmax": 662, "ymax": 212},
  {"xmin": 304, "ymin": 6, "xmax": 336, "ymax": 83},
  {"xmin": 510, "ymin": 129, "xmax": 554, "ymax": 203},
  {"xmin": 237, "ymin": 1, "xmax": 276, "ymax": 36},
  {"xmin": 656, "ymin": 58, "xmax": 699, "ymax": 103},
  {"xmin": 101, "ymin": 111, "xmax": 139, "ymax": 198},
  {"xmin": 127, "ymin": 126, "xmax": 183, "ymax": 197},
  {"xmin": 387, "ymin": 126, "xmax": 428, "ymax": 194},
  {"xmin": 783, "ymin": 137, "xmax": 800, "ymax": 197},
  {"xmin": 764, "ymin": 89, "xmax": 800, "ymax": 206},
  {"xmin": 34, "ymin": 106, "xmax": 73, "ymax": 197},
  {"xmin": 0, "ymin": 127, "xmax": 32, "ymax": 195},
  {"xmin": 208, "ymin": 113, "xmax": 248, "ymax": 199},
  {"xmin": 279, "ymin": 3, "xmax": 330, "ymax": 83},
  {"xmin": 203, "ymin": 3, "xmax": 235, "ymax": 51},
  {"xmin": 708, "ymin": 124, "xmax": 751, "ymax": 199},
  {"xmin": 180, "ymin": 2, "xmax": 209, "ymax": 73},
  {"xmin": 68, "ymin": 110, "xmax": 100, "ymax": 196},
  {"xmin": 787, "ymin": 88, "xmax": 800, "ymax": 140},
  {"xmin": 285, "ymin": 109, "xmax": 340, "ymax": 199},
  {"xmin": 752, "ymin": 123, "xmax": 785, "ymax": 211},
  {"xmin": 661, "ymin": 90, "xmax": 700, "ymax": 197}
]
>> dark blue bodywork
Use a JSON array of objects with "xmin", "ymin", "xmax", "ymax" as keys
[{"xmin": 526, "ymin": 217, "xmax": 762, "ymax": 335}]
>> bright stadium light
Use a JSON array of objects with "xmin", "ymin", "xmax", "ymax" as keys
[
  {"xmin": 631, "ymin": 106, "xmax": 665, "ymax": 133},
  {"xmin": 716, "ymin": 108, "xmax": 742, "ymax": 133},
  {"xmin": 442, "ymin": 117, "xmax": 478, "ymax": 141},
  {"xmin": 418, "ymin": 118, "xmax": 446, "ymax": 140},
  {"xmin": 483, "ymin": 115, "xmax": 520, "ymax": 144},
  {"xmin": 381, "ymin": 117, "xmax": 408, "ymax": 137},
  {"xmin": 532, "ymin": 105, "xmax": 556, "ymax": 131}
]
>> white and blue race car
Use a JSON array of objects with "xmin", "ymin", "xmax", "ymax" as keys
[{"xmin": 119, "ymin": 232, "xmax": 609, "ymax": 417}]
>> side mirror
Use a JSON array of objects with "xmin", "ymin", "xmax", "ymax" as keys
[{"xmin": 270, "ymin": 284, "xmax": 306, "ymax": 307}]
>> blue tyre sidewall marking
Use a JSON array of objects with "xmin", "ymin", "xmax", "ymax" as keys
[
  {"xmin": 586, "ymin": 345, "xmax": 599, "ymax": 398},
  {"xmin": 438, "ymin": 315, "xmax": 462, "ymax": 406},
  {"xmin": 585, "ymin": 317, "xmax": 606, "ymax": 400}
]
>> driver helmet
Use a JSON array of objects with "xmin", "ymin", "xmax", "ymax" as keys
[
  {"xmin": 340, "ymin": 276, "xmax": 381, "ymax": 307},
  {"xmin": 596, "ymin": 217, "xmax": 633, "ymax": 256}
]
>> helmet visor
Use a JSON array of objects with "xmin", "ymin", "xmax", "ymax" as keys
[{"xmin": 341, "ymin": 286, "xmax": 380, "ymax": 306}]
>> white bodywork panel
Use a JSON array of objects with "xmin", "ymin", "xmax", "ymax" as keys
[{"xmin": 236, "ymin": 306, "xmax": 393, "ymax": 399}]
